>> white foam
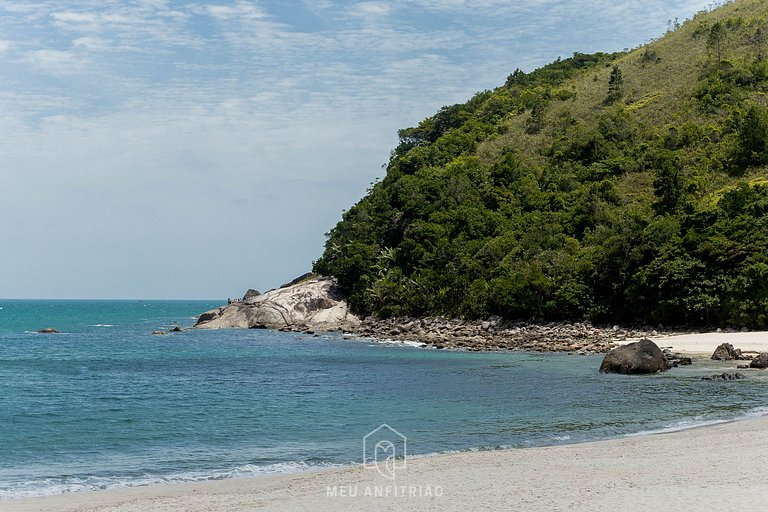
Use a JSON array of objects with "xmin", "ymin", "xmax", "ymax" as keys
[
  {"xmin": 92, "ymin": 324, "xmax": 114, "ymax": 327},
  {"xmin": 625, "ymin": 406, "xmax": 768, "ymax": 438},
  {"xmin": 0, "ymin": 461, "xmax": 343, "ymax": 500},
  {"xmin": 344, "ymin": 335, "xmax": 426, "ymax": 348}
]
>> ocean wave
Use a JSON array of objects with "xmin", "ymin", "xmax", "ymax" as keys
[
  {"xmin": 92, "ymin": 324, "xmax": 114, "ymax": 327},
  {"xmin": 343, "ymin": 334, "xmax": 427, "ymax": 348},
  {"xmin": 0, "ymin": 460, "xmax": 343, "ymax": 500},
  {"xmin": 625, "ymin": 406, "xmax": 768, "ymax": 437}
]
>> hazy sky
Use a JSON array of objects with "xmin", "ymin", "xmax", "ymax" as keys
[{"xmin": 1, "ymin": 0, "xmax": 713, "ymax": 299}]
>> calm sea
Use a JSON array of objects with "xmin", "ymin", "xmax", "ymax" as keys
[{"xmin": 1, "ymin": 300, "xmax": 767, "ymax": 499}]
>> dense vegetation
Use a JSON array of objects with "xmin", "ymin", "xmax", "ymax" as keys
[{"xmin": 315, "ymin": 0, "xmax": 768, "ymax": 328}]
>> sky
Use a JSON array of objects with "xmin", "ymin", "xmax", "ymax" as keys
[{"xmin": 0, "ymin": 0, "xmax": 715, "ymax": 299}]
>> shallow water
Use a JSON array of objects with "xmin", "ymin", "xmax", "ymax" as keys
[{"xmin": 1, "ymin": 300, "xmax": 766, "ymax": 498}]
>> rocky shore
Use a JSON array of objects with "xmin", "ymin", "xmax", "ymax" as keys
[
  {"xmin": 194, "ymin": 275, "xmax": 700, "ymax": 354},
  {"xmin": 350, "ymin": 316, "xmax": 683, "ymax": 354}
]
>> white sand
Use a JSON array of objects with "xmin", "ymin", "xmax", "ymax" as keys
[
  {"xmin": 643, "ymin": 330, "xmax": 768, "ymax": 355},
  {"xmin": 6, "ymin": 414, "xmax": 768, "ymax": 512}
]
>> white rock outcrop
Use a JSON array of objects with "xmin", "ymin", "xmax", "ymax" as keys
[{"xmin": 194, "ymin": 277, "xmax": 360, "ymax": 331}]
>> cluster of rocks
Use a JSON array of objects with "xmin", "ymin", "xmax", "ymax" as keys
[
  {"xmin": 663, "ymin": 348, "xmax": 693, "ymax": 367},
  {"xmin": 708, "ymin": 342, "xmax": 768, "ymax": 369},
  {"xmin": 353, "ymin": 316, "xmax": 672, "ymax": 354},
  {"xmin": 151, "ymin": 326, "xmax": 183, "ymax": 335},
  {"xmin": 599, "ymin": 339, "xmax": 768, "ymax": 376},
  {"xmin": 711, "ymin": 343, "xmax": 751, "ymax": 361},
  {"xmin": 702, "ymin": 373, "xmax": 745, "ymax": 381}
]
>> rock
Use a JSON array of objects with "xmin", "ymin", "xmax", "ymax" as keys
[
  {"xmin": 599, "ymin": 339, "xmax": 669, "ymax": 374},
  {"xmin": 663, "ymin": 348, "xmax": 693, "ymax": 367},
  {"xmin": 197, "ymin": 308, "xmax": 224, "ymax": 324},
  {"xmin": 280, "ymin": 272, "xmax": 318, "ymax": 289},
  {"xmin": 750, "ymin": 353, "xmax": 768, "ymax": 369},
  {"xmin": 242, "ymin": 289, "xmax": 261, "ymax": 302},
  {"xmin": 701, "ymin": 373, "xmax": 745, "ymax": 381},
  {"xmin": 152, "ymin": 330, "xmax": 166, "ymax": 335},
  {"xmin": 195, "ymin": 277, "xmax": 360, "ymax": 332},
  {"xmin": 711, "ymin": 343, "xmax": 742, "ymax": 361},
  {"xmin": 737, "ymin": 365, "xmax": 750, "ymax": 369},
  {"xmin": 37, "ymin": 327, "xmax": 59, "ymax": 334},
  {"xmin": 170, "ymin": 326, "xmax": 182, "ymax": 332}
]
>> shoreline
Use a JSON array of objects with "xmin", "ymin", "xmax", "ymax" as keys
[
  {"xmin": 350, "ymin": 316, "xmax": 768, "ymax": 356},
  {"xmin": 8, "ymin": 413, "xmax": 768, "ymax": 511}
]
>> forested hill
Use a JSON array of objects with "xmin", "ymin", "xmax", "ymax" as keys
[{"xmin": 314, "ymin": 0, "xmax": 768, "ymax": 328}]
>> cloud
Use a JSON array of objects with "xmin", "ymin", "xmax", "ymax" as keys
[
  {"xmin": 22, "ymin": 49, "xmax": 85, "ymax": 73},
  {"xmin": 349, "ymin": 1, "xmax": 394, "ymax": 17}
]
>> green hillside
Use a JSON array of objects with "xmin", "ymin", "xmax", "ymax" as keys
[{"xmin": 314, "ymin": 0, "xmax": 768, "ymax": 328}]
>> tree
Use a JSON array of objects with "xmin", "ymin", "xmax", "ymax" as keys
[
  {"xmin": 652, "ymin": 155, "xmax": 688, "ymax": 215},
  {"xmin": 734, "ymin": 104, "xmax": 768, "ymax": 168},
  {"xmin": 754, "ymin": 27, "xmax": 766, "ymax": 61},
  {"xmin": 707, "ymin": 21, "xmax": 727, "ymax": 62},
  {"xmin": 606, "ymin": 65, "xmax": 624, "ymax": 104},
  {"xmin": 525, "ymin": 102, "xmax": 545, "ymax": 134}
]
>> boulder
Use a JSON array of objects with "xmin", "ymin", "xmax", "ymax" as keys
[
  {"xmin": 280, "ymin": 272, "xmax": 318, "ymax": 289},
  {"xmin": 701, "ymin": 373, "xmax": 745, "ymax": 381},
  {"xmin": 242, "ymin": 289, "xmax": 261, "ymax": 302},
  {"xmin": 711, "ymin": 343, "xmax": 742, "ymax": 361},
  {"xmin": 170, "ymin": 326, "xmax": 183, "ymax": 332},
  {"xmin": 197, "ymin": 309, "xmax": 223, "ymax": 324},
  {"xmin": 750, "ymin": 353, "xmax": 768, "ymax": 369},
  {"xmin": 599, "ymin": 339, "xmax": 669, "ymax": 374},
  {"xmin": 195, "ymin": 276, "xmax": 360, "ymax": 332},
  {"xmin": 37, "ymin": 327, "xmax": 59, "ymax": 334}
]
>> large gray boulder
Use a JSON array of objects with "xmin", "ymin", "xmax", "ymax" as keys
[
  {"xmin": 750, "ymin": 353, "xmax": 768, "ymax": 369},
  {"xmin": 599, "ymin": 339, "xmax": 669, "ymax": 374},
  {"xmin": 195, "ymin": 276, "xmax": 360, "ymax": 332},
  {"xmin": 711, "ymin": 343, "xmax": 742, "ymax": 361}
]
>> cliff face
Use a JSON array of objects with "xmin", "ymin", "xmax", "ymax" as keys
[{"xmin": 195, "ymin": 277, "xmax": 360, "ymax": 332}]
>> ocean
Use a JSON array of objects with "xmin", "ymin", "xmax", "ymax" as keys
[{"xmin": 1, "ymin": 300, "xmax": 767, "ymax": 499}]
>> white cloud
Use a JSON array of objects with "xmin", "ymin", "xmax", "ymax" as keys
[
  {"xmin": 22, "ymin": 49, "xmax": 85, "ymax": 73},
  {"xmin": 201, "ymin": 1, "xmax": 268, "ymax": 20},
  {"xmin": 350, "ymin": 1, "xmax": 394, "ymax": 17}
]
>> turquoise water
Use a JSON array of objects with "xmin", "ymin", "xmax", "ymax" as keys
[{"xmin": 2, "ymin": 300, "xmax": 768, "ymax": 499}]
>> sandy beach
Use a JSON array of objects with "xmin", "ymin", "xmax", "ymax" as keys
[
  {"xmin": 650, "ymin": 330, "xmax": 768, "ymax": 356},
  {"xmin": 6, "ymin": 413, "xmax": 768, "ymax": 512}
]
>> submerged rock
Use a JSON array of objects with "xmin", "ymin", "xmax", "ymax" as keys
[
  {"xmin": 170, "ymin": 326, "xmax": 183, "ymax": 332},
  {"xmin": 599, "ymin": 339, "xmax": 669, "ymax": 374},
  {"xmin": 195, "ymin": 276, "xmax": 360, "ymax": 332},
  {"xmin": 701, "ymin": 373, "xmax": 745, "ymax": 381},
  {"xmin": 151, "ymin": 330, "xmax": 166, "ymax": 335},
  {"xmin": 37, "ymin": 327, "xmax": 59, "ymax": 334}
]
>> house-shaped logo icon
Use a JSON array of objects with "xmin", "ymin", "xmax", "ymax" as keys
[{"xmin": 363, "ymin": 424, "xmax": 407, "ymax": 480}]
